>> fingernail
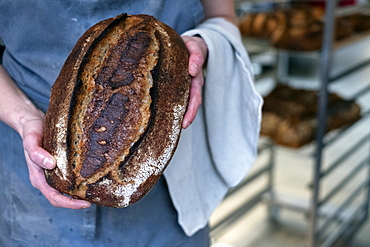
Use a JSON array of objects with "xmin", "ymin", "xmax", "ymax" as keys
[
  {"xmin": 190, "ymin": 63, "xmax": 198, "ymax": 76},
  {"xmin": 43, "ymin": 156, "xmax": 55, "ymax": 169},
  {"xmin": 82, "ymin": 203, "xmax": 91, "ymax": 209},
  {"xmin": 183, "ymin": 120, "xmax": 191, "ymax": 129}
]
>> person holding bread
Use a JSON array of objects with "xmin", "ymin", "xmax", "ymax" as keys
[{"xmin": 0, "ymin": 0, "xmax": 262, "ymax": 246}]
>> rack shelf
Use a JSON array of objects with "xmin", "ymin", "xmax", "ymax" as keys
[{"xmin": 211, "ymin": 1, "xmax": 370, "ymax": 246}]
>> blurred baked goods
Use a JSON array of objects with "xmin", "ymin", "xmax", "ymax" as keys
[
  {"xmin": 342, "ymin": 13, "xmax": 370, "ymax": 32},
  {"xmin": 261, "ymin": 84, "xmax": 361, "ymax": 148},
  {"xmin": 239, "ymin": 5, "xmax": 370, "ymax": 51}
]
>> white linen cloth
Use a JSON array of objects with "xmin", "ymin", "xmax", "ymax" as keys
[{"xmin": 164, "ymin": 17, "xmax": 263, "ymax": 236}]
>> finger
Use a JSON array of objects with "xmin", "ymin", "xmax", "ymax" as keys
[
  {"xmin": 40, "ymin": 183, "xmax": 91, "ymax": 209},
  {"xmin": 182, "ymin": 74, "xmax": 204, "ymax": 129},
  {"xmin": 23, "ymin": 130, "xmax": 56, "ymax": 169},
  {"xmin": 182, "ymin": 36, "xmax": 205, "ymax": 77},
  {"xmin": 26, "ymin": 154, "xmax": 91, "ymax": 209}
]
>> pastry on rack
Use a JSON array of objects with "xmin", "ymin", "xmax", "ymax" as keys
[
  {"xmin": 261, "ymin": 84, "xmax": 361, "ymax": 148},
  {"xmin": 238, "ymin": 5, "xmax": 362, "ymax": 51},
  {"xmin": 239, "ymin": 13, "xmax": 256, "ymax": 37},
  {"xmin": 342, "ymin": 13, "xmax": 370, "ymax": 32},
  {"xmin": 270, "ymin": 20, "xmax": 323, "ymax": 51}
]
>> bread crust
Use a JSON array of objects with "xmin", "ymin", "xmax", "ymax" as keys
[{"xmin": 43, "ymin": 14, "xmax": 190, "ymax": 207}]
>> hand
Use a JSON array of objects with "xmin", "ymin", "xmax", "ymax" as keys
[
  {"xmin": 181, "ymin": 35, "xmax": 208, "ymax": 129},
  {"xmin": 0, "ymin": 65, "xmax": 90, "ymax": 209},
  {"xmin": 20, "ymin": 111, "xmax": 91, "ymax": 209}
]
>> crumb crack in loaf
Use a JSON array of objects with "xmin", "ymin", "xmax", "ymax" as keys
[{"xmin": 43, "ymin": 14, "xmax": 190, "ymax": 207}]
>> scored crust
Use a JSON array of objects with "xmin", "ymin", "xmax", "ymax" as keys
[{"xmin": 43, "ymin": 14, "xmax": 190, "ymax": 207}]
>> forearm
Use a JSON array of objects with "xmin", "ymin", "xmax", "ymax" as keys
[
  {"xmin": 0, "ymin": 65, "xmax": 44, "ymax": 136},
  {"xmin": 200, "ymin": 0, "xmax": 238, "ymax": 26}
]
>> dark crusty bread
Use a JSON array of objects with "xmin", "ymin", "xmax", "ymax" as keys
[
  {"xmin": 239, "ymin": 6, "xmax": 365, "ymax": 51},
  {"xmin": 43, "ymin": 14, "xmax": 190, "ymax": 207},
  {"xmin": 261, "ymin": 85, "xmax": 361, "ymax": 148}
]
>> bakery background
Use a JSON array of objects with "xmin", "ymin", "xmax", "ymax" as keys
[
  {"xmin": 209, "ymin": 0, "xmax": 370, "ymax": 247},
  {"xmin": 0, "ymin": 0, "xmax": 370, "ymax": 246}
]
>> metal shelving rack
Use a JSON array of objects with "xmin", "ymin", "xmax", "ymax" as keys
[
  {"xmin": 306, "ymin": 1, "xmax": 370, "ymax": 245},
  {"xmin": 211, "ymin": 1, "xmax": 370, "ymax": 246}
]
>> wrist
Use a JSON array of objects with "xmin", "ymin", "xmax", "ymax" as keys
[
  {"xmin": 2, "ymin": 96, "xmax": 44, "ymax": 137},
  {"xmin": 0, "ymin": 66, "xmax": 45, "ymax": 136},
  {"xmin": 18, "ymin": 106, "xmax": 45, "ymax": 136}
]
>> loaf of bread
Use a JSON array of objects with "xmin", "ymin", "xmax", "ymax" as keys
[
  {"xmin": 43, "ymin": 14, "xmax": 191, "ymax": 207},
  {"xmin": 238, "ymin": 5, "xmax": 370, "ymax": 51},
  {"xmin": 239, "ymin": 10, "xmax": 287, "ymax": 39},
  {"xmin": 343, "ymin": 13, "xmax": 370, "ymax": 32},
  {"xmin": 261, "ymin": 85, "xmax": 361, "ymax": 148}
]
